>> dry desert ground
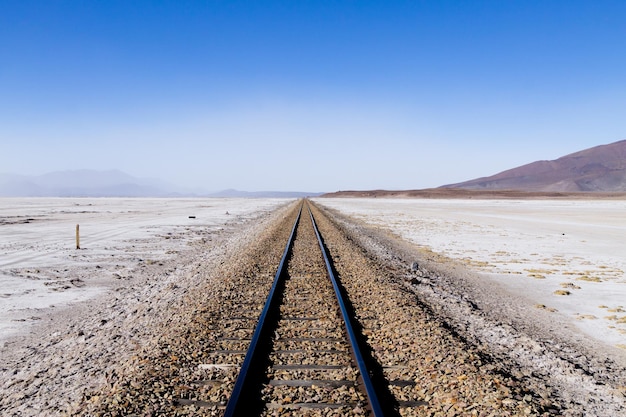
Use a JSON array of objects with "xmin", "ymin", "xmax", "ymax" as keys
[
  {"xmin": 317, "ymin": 197, "xmax": 626, "ymax": 350},
  {"xmin": 0, "ymin": 197, "xmax": 292, "ymax": 344},
  {"xmin": 1, "ymin": 196, "xmax": 626, "ymax": 416}
]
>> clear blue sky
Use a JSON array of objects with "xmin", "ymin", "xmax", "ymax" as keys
[{"xmin": 1, "ymin": 1, "xmax": 625, "ymax": 192}]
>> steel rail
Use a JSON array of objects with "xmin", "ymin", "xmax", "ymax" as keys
[
  {"xmin": 223, "ymin": 202, "xmax": 303, "ymax": 417},
  {"xmin": 308, "ymin": 205, "xmax": 385, "ymax": 417}
]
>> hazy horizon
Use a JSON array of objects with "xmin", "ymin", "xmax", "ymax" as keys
[
  {"xmin": 0, "ymin": 169, "xmax": 327, "ymax": 196},
  {"xmin": 2, "ymin": 1, "xmax": 625, "ymax": 192}
]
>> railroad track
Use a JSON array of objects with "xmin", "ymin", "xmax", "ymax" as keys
[
  {"xmin": 220, "ymin": 200, "xmax": 393, "ymax": 416},
  {"xmin": 83, "ymin": 199, "xmax": 554, "ymax": 417}
]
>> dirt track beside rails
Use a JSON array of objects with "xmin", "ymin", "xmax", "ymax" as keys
[
  {"xmin": 315, "ymin": 202, "xmax": 626, "ymax": 416},
  {"xmin": 1, "ymin": 200, "xmax": 625, "ymax": 416}
]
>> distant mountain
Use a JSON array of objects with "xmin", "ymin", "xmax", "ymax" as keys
[
  {"xmin": 208, "ymin": 189, "xmax": 324, "ymax": 198},
  {"xmin": 0, "ymin": 170, "xmax": 323, "ymax": 198},
  {"xmin": 441, "ymin": 139, "xmax": 626, "ymax": 192},
  {"xmin": 0, "ymin": 170, "xmax": 192, "ymax": 197}
]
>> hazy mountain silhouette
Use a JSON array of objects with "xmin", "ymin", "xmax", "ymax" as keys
[
  {"xmin": 0, "ymin": 170, "xmax": 194, "ymax": 197},
  {"xmin": 209, "ymin": 189, "xmax": 323, "ymax": 198},
  {"xmin": 441, "ymin": 139, "xmax": 626, "ymax": 192},
  {"xmin": 0, "ymin": 170, "xmax": 322, "ymax": 197}
]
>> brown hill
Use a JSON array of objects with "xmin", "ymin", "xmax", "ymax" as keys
[
  {"xmin": 321, "ymin": 189, "xmax": 626, "ymax": 199},
  {"xmin": 441, "ymin": 139, "xmax": 626, "ymax": 192}
]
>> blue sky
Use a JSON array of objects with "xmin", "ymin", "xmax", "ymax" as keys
[{"xmin": 1, "ymin": 1, "xmax": 625, "ymax": 192}]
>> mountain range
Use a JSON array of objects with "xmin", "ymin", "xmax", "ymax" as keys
[
  {"xmin": 441, "ymin": 139, "xmax": 626, "ymax": 192},
  {"xmin": 3, "ymin": 140, "xmax": 625, "ymax": 197},
  {"xmin": 0, "ymin": 170, "xmax": 323, "ymax": 198}
]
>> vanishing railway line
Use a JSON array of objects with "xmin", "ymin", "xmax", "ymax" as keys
[
  {"xmin": 169, "ymin": 199, "xmax": 417, "ymax": 416},
  {"xmin": 222, "ymin": 200, "xmax": 392, "ymax": 415},
  {"xmin": 81, "ymin": 199, "xmax": 558, "ymax": 417}
]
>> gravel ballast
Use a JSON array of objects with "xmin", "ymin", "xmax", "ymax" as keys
[{"xmin": 1, "ymin": 199, "xmax": 624, "ymax": 416}]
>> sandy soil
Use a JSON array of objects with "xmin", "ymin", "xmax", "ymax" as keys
[
  {"xmin": 1, "ymin": 197, "xmax": 625, "ymax": 416},
  {"xmin": 316, "ymin": 201, "xmax": 626, "ymax": 416},
  {"xmin": 322, "ymin": 188, "xmax": 626, "ymax": 199},
  {"xmin": 316, "ymin": 198, "xmax": 626, "ymax": 353},
  {"xmin": 0, "ymin": 198, "xmax": 292, "ymax": 345}
]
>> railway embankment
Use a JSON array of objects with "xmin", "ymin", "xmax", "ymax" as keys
[{"xmin": 1, "ymin": 199, "xmax": 624, "ymax": 416}]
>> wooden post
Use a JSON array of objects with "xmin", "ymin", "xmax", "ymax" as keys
[{"xmin": 76, "ymin": 224, "xmax": 80, "ymax": 249}]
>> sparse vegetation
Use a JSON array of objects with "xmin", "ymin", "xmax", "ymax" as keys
[
  {"xmin": 462, "ymin": 258, "xmax": 492, "ymax": 268},
  {"xmin": 526, "ymin": 268, "xmax": 555, "ymax": 274},
  {"xmin": 577, "ymin": 276, "xmax": 603, "ymax": 282},
  {"xmin": 534, "ymin": 303, "xmax": 558, "ymax": 312},
  {"xmin": 575, "ymin": 314, "xmax": 598, "ymax": 320},
  {"xmin": 525, "ymin": 268, "xmax": 556, "ymax": 279}
]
